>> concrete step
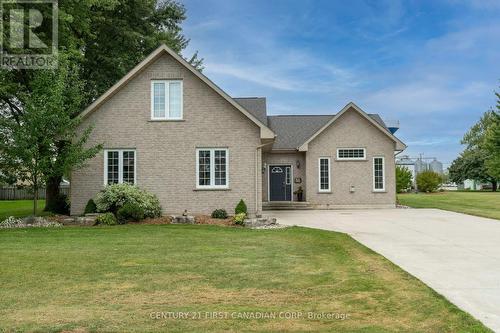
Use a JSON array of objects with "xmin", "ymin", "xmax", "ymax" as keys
[{"xmin": 263, "ymin": 201, "xmax": 312, "ymax": 210}]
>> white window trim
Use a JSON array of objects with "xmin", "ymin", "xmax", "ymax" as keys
[
  {"xmin": 195, "ymin": 148, "xmax": 229, "ymax": 189},
  {"xmin": 150, "ymin": 80, "xmax": 183, "ymax": 120},
  {"xmin": 318, "ymin": 157, "xmax": 331, "ymax": 192},
  {"xmin": 373, "ymin": 156, "xmax": 385, "ymax": 192},
  {"xmin": 336, "ymin": 148, "xmax": 366, "ymax": 161},
  {"xmin": 103, "ymin": 149, "xmax": 137, "ymax": 185}
]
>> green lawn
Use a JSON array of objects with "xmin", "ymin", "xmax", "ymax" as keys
[
  {"xmin": 398, "ymin": 191, "xmax": 500, "ymax": 220},
  {"xmin": 0, "ymin": 225, "xmax": 489, "ymax": 332},
  {"xmin": 0, "ymin": 200, "xmax": 46, "ymax": 220}
]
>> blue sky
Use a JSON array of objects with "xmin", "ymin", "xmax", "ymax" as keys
[{"xmin": 181, "ymin": 0, "xmax": 500, "ymax": 166}]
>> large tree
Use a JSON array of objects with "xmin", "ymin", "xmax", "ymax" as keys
[
  {"xmin": 0, "ymin": 0, "xmax": 202, "ymax": 210},
  {"xmin": 448, "ymin": 149, "xmax": 497, "ymax": 191},
  {"xmin": 449, "ymin": 90, "xmax": 500, "ymax": 191},
  {"xmin": 0, "ymin": 57, "xmax": 101, "ymax": 214},
  {"xmin": 483, "ymin": 92, "xmax": 500, "ymax": 180}
]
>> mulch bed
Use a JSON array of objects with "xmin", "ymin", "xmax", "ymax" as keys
[
  {"xmin": 129, "ymin": 216, "xmax": 172, "ymax": 225},
  {"xmin": 194, "ymin": 215, "xmax": 237, "ymax": 226}
]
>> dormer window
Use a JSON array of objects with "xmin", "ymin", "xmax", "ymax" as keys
[{"xmin": 151, "ymin": 80, "xmax": 183, "ymax": 120}]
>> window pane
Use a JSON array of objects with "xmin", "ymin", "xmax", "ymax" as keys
[
  {"xmin": 169, "ymin": 81, "xmax": 182, "ymax": 118},
  {"xmin": 320, "ymin": 158, "xmax": 329, "ymax": 190},
  {"xmin": 153, "ymin": 82, "xmax": 166, "ymax": 118},
  {"xmin": 198, "ymin": 150, "xmax": 211, "ymax": 186},
  {"xmin": 107, "ymin": 151, "xmax": 119, "ymax": 184},
  {"xmin": 123, "ymin": 151, "xmax": 135, "ymax": 184},
  {"xmin": 374, "ymin": 158, "xmax": 384, "ymax": 189},
  {"xmin": 338, "ymin": 149, "xmax": 364, "ymax": 159},
  {"xmin": 214, "ymin": 150, "xmax": 227, "ymax": 186}
]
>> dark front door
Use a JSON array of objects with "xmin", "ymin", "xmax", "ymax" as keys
[{"xmin": 269, "ymin": 165, "xmax": 292, "ymax": 201}]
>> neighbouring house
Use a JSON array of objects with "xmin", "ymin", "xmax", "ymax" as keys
[{"xmin": 71, "ymin": 44, "xmax": 406, "ymax": 216}]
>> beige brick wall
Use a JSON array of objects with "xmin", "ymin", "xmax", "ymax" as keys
[
  {"xmin": 305, "ymin": 108, "xmax": 397, "ymax": 207},
  {"xmin": 71, "ymin": 53, "xmax": 261, "ymax": 216},
  {"xmin": 262, "ymin": 152, "xmax": 306, "ymax": 202}
]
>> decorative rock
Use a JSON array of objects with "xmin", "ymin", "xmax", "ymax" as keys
[
  {"xmin": 244, "ymin": 216, "xmax": 278, "ymax": 228},
  {"xmin": 169, "ymin": 215, "xmax": 195, "ymax": 224},
  {"xmin": 61, "ymin": 215, "xmax": 97, "ymax": 226}
]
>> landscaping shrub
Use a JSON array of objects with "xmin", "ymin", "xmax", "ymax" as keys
[
  {"xmin": 44, "ymin": 193, "xmax": 70, "ymax": 215},
  {"xmin": 211, "ymin": 209, "xmax": 228, "ymax": 219},
  {"xmin": 235, "ymin": 199, "xmax": 247, "ymax": 215},
  {"xmin": 94, "ymin": 183, "xmax": 162, "ymax": 218},
  {"xmin": 95, "ymin": 213, "xmax": 117, "ymax": 226},
  {"xmin": 234, "ymin": 212, "xmax": 246, "ymax": 225},
  {"xmin": 416, "ymin": 171, "xmax": 442, "ymax": 193},
  {"xmin": 84, "ymin": 199, "xmax": 97, "ymax": 214},
  {"xmin": 396, "ymin": 166, "xmax": 413, "ymax": 193},
  {"xmin": 116, "ymin": 202, "xmax": 145, "ymax": 224}
]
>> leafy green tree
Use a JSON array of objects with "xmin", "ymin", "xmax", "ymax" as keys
[
  {"xmin": 396, "ymin": 166, "xmax": 413, "ymax": 193},
  {"xmin": 449, "ymin": 148, "xmax": 497, "ymax": 191},
  {"xmin": 450, "ymin": 89, "xmax": 500, "ymax": 191},
  {"xmin": 0, "ymin": 0, "xmax": 202, "ymax": 210},
  {"xmin": 416, "ymin": 171, "xmax": 442, "ymax": 193},
  {"xmin": 484, "ymin": 92, "xmax": 500, "ymax": 180},
  {"xmin": 0, "ymin": 58, "xmax": 101, "ymax": 215}
]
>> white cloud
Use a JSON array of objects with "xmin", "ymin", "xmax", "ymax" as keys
[{"xmin": 406, "ymin": 137, "xmax": 458, "ymax": 146}]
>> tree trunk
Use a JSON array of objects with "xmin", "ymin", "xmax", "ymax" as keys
[
  {"xmin": 33, "ymin": 186, "xmax": 38, "ymax": 216},
  {"xmin": 45, "ymin": 175, "xmax": 62, "ymax": 211},
  {"xmin": 492, "ymin": 181, "xmax": 498, "ymax": 192}
]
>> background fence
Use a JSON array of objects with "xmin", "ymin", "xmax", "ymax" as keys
[{"xmin": 0, "ymin": 185, "xmax": 70, "ymax": 200}]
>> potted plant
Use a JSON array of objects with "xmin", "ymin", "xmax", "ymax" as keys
[{"xmin": 294, "ymin": 186, "xmax": 303, "ymax": 202}]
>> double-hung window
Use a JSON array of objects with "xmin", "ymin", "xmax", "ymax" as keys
[
  {"xmin": 196, "ymin": 148, "xmax": 229, "ymax": 189},
  {"xmin": 151, "ymin": 80, "xmax": 183, "ymax": 120},
  {"xmin": 373, "ymin": 157, "xmax": 385, "ymax": 191},
  {"xmin": 104, "ymin": 149, "xmax": 136, "ymax": 185},
  {"xmin": 318, "ymin": 157, "xmax": 331, "ymax": 192},
  {"xmin": 337, "ymin": 148, "xmax": 366, "ymax": 160}
]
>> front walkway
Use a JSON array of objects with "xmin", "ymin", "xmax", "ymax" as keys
[{"xmin": 269, "ymin": 208, "xmax": 500, "ymax": 332}]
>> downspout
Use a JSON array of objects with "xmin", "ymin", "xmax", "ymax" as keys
[{"xmin": 255, "ymin": 141, "xmax": 274, "ymax": 217}]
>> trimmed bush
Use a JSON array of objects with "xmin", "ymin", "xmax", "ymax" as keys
[
  {"xmin": 416, "ymin": 171, "xmax": 442, "ymax": 193},
  {"xmin": 235, "ymin": 199, "xmax": 247, "ymax": 215},
  {"xmin": 84, "ymin": 199, "xmax": 97, "ymax": 214},
  {"xmin": 96, "ymin": 213, "xmax": 117, "ymax": 226},
  {"xmin": 234, "ymin": 213, "xmax": 246, "ymax": 225},
  {"xmin": 94, "ymin": 183, "xmax": 162, "ymax": 218},
  {"xmin": 116, "ymin": 202, "xmax": 145, "ymax": 224},
  {"xmin": 44, "ymin": 193, "xmax": 70, "ymax": 215},
  {"xmin": 211, "ymin": 209, "xmax": 228, "ymax": 219}
]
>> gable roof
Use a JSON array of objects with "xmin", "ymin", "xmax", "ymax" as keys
[
  {"xmin": 298, "ymin": 102, "xmax": 406, "ymax": 151},
  {"xmin": 267, "ymin": 115, "xmax": 333, "ymax": 150},
  {"xmin": 267, "ymin": 113, "xmax": 392, "ymax": 150},
  {"xmin": 234, "ymin": 97, "xmax": 268, "ymax": 125},
  {"xmin": 79, "ymin": 44, "xmax": 275, "ymax": 140}
]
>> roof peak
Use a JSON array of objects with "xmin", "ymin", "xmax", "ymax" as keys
[
  {"xmin": 233, "ymin": 96, "xmax": 266, "ymax": 99},
  {"xmin": 268, "ymin": 114, "xmax": 334, "ymax": 117}
]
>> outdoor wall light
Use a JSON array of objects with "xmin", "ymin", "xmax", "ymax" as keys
[{"xmin": 296, "ymin": 160, "xmax": 300, "ymax": 169}]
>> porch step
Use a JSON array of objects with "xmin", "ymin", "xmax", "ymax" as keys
[{"xmin": 263, "ymin": 201, "xmax": 312, "ymax": 210}]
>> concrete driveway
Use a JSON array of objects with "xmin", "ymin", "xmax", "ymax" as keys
[{"xmin": 270, "ymin": 208, "xmax": 500, "ymax": 332}]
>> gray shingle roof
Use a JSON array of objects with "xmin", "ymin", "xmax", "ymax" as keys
[
  {"xmin": 267, "ymin": 114, "xmax": 389, "ymax": 150},
  {"xmin": 232, "ymin": 96, "xmax": 389, "ymax": 150},
  {"xmin": 234, "ymin": 97, "xmax": 268, "ymax": 125},
  {"xmin": 267, "ymin": 115, "xmax": 333, "ymax": 150}
]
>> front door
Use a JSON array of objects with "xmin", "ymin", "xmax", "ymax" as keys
[{"xmin": 269, "ymin": 165, "xmax": 292, "ymax": 201}]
